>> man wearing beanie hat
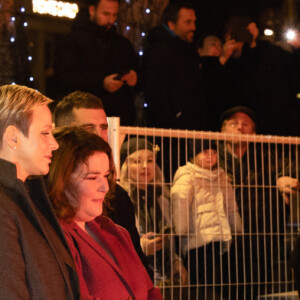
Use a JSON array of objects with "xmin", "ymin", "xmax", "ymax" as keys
[
  {"xmin": 219, "ymin": 105, "xmax": 257, "ymax": 132},
  {"xmin": 172, "ymin": 138, "xmax": 242, "ymax": 298},
  {"xmin": 218, "ymin": 106, "xmax": 299, "ymax": 299}
]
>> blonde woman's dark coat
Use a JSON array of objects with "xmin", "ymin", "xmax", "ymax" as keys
[{"xmin": 0, "ymin": 158, "xmax": 80, "ymax": 300}]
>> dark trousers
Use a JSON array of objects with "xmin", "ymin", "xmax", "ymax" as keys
[
  {"xmin": 224, "ymin": 234, "xmax": 285, "ymax": 300},
  {"xmin": 184, "ymin": 242, "xmax": 225, "ymax": 300}
]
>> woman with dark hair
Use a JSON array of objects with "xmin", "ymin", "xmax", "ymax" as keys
[{"xmin": 47, "ymin": 127, "xmax": 162, "ymax": 300}]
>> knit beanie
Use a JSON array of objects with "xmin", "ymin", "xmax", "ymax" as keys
[
  {"xmin": 120, "ymin": 138, "xmax": 154, "ymax": 167},
  {"xmin": 188, "ymin": 139, "xmax": 218, "ymax": 160},
  {"xmin": 219, "ymin": 106, "xmax": 257, "ymax": 128}
]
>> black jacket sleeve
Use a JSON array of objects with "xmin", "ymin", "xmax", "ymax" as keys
[{"xmin": 104, "ymin": 184, "xmax": 154, "ymax": 280}]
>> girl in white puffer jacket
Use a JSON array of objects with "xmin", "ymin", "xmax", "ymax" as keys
[{"xmin": 171, "ymin": 139, "xmax": 242, "ymax": 297}]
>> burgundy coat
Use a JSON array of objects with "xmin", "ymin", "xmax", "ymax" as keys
[{"xmin": 61, "ymin": 216, "xmax": 162, "ymax": 300}]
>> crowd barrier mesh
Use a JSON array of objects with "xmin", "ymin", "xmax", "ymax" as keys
[{"xmin": 108, "ymin": 119, "xmax": 299, "ymax": 300}]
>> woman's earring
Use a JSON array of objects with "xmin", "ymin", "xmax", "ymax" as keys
[{"xmin": 12, "ymin": 146, "xmax": 16, "ymax": 150}]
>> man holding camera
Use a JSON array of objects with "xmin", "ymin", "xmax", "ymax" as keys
[
  {"xmin": 222, "ymin": 16, "xmax": 297, "ymax": 136},
  {"xmin": 54, "ymin": 0, "xmax": 138, "ymax": 125}
]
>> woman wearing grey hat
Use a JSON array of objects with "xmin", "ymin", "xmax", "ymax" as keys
[{"xmin": 120, "ymin": 138, "xmax": 188, "ymax": 297}]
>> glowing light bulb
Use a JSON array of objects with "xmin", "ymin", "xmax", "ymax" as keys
[
  {"xmin": 20, "ymin": 7, "xmax": 25, "ymax": 12},
  {"xmin": 10, "ymin": 37, "xmax": 15, "ymax": 42},
  {"xmin": 141, "ymin": 32, "xmax": 145, "ymax": 37},
  {"xmin": 11, "ymin": 17, "xmax": 15, "ymax": 22},
  {"xmin": 139, "ymin": 51, "xmax": 143, "ymax": 56},
  {"xmin": 264, "ymin": 29, "xmax": 274, "ymax": 36},
  {"xmin": 145, "ymin": 8, "xmax": 150, "ymax": 14},
  {"xmin": 23, "ymin": 22, "xmax": 28, "ymax": 27},
  {"xmin": 29, "ymin": 77, "xmax": 34, "ymax": 82},
  {"xmin": 286, "ymin": 29, "xmax": 296, "ymax": 41},
  {"xmin": 144, "ymin": 102, "xmax": 148, "ymax": 108},
  {"xmin": 126, "ymin": 26, "xmax": 130, "ymax": 30},
  {"xmin": 28, "ymin": 56, "xmax": 32, "ymax": 61}
]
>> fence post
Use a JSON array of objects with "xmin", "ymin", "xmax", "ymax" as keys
[{"xmin": 107, "ymin": 117, "xmax": 120, "ymax": 180}]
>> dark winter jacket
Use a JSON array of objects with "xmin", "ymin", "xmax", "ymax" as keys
[
  {"xmin": 142, "ymin": 25, "xmax": 207, "ymax": 130},
  {"xmin": 224, "ymin": 40, "xmax": 297, "ymax": 135},
  {"xmin": 0, "ymin": 158, "xmax": 80, "ymax": 299},
  {"xmin": 198, "ymin": 56, "xmax": 229, "ymax": 131},
  {"xmin": 54, "ymin": 10, "xmax": 138, "ymax": 125},
  {"xmin": 104, "ymin": 184, "xmax": 153, "ymax": 280},
  {"xmin": 218, "ymin": 142, "xmax": 291, "ymax": 295},
  {"xmin": 218, "ymin": 142, "xmax": 288, "ymax": 236}
]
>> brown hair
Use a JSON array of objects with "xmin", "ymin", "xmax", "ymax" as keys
[
  {"xmin": 162, "ymin": 2, "xmax": 194, "ymax": 25},
  {"xmin": 47, "ymin": 126, "xmax": 115, "ymax": 222},
  {"xmin": 0, "ymin": 84, "xmax": 52, "ymax": 148}
]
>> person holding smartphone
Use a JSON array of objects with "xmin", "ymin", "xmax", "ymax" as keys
[
  {"xmin": 119, "ymin": 138, "xmax": 188, "ymax": 297},
  {"xmin": 54, "ymin": 0, "xmax": 138, "ymax": 126},
  {"xmin": 221, "ymin": 15, "xmax": 297, "ymax": 136}
]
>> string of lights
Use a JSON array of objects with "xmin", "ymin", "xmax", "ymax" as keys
[{"xmin": 5, "ymin": 4, "xmax": 31, "ymax": 85}]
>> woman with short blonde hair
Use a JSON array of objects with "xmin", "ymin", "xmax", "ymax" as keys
[{"xmin": 0, "ymin": 84, "xmax": 79, "ymax": 299}]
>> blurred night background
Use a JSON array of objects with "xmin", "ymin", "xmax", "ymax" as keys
[{"xmin": 0, "ymin": 0, "xmax": 299, "ymax": 102}]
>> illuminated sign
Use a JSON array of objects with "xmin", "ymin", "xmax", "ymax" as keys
[{"xmin": 32, "ymin": 0, "xmax": 79, "ymax": 19}]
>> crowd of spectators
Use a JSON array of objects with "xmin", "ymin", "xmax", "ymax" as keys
[
  {"xmin": 50, "ymin": 0, "xmax": 300, "ymax": 298},
  {"xmin": 50, "ymin": 0, "xmax": 300, "ymax": 136},
  {"xmin": 1, "ymin": 84, "xmax": 299, "ymax": 299},
  {"xmin": 1, "ymin": 0, "xmax": 299, "ymax": 299}
]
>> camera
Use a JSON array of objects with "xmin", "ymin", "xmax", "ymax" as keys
[{"xmin": 227, "ymin": 16, "xmax": 253, "ymax": 43}]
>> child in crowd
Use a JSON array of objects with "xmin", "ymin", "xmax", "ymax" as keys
[{"xmin": 171, "ymin": 139, "xmax": 242, "ymax": 298}]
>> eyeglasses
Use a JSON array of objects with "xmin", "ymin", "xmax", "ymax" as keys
[{"xmin": 226, "ymin": 120, "xmax": 253, "ymax": 129}]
